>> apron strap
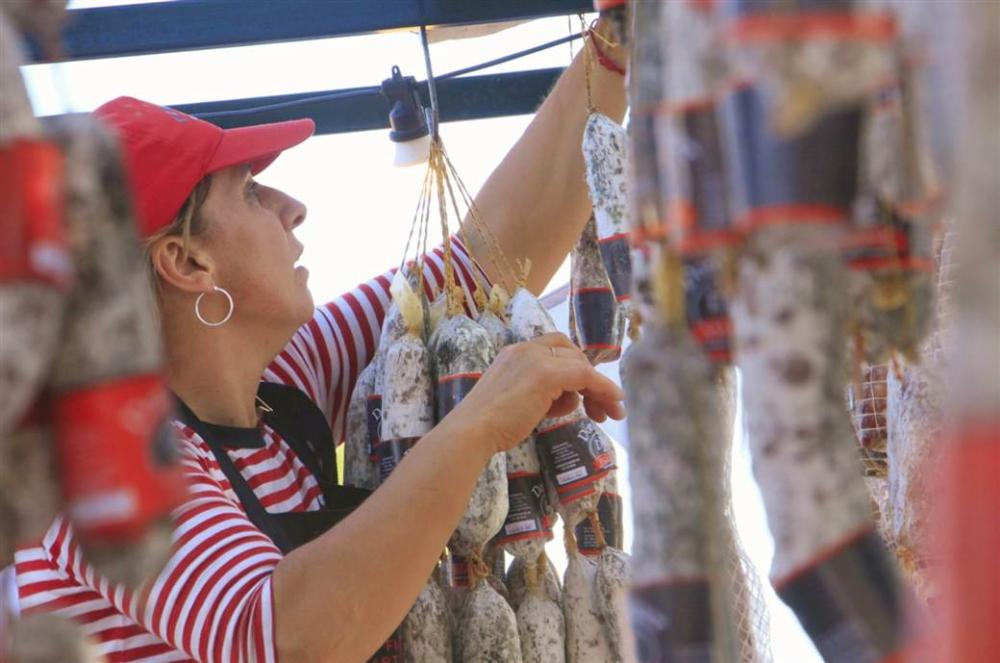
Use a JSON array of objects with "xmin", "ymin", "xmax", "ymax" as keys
[
  {"xmin": 172, "ymin": 396, "xmax": 294, "ymax": 552},
  {"xmin": 257, "ymin": 382, "xmax": 338, "ymax": 497}
]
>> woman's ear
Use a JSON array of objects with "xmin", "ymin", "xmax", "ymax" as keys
[{"xmin": 149, "ymin": 235, "xmax": 215, "ymax": 294}]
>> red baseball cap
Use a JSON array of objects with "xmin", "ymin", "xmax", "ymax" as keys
[{"xmin": 93, "ymin": 96, "xmax": 315, "ymax": 238}]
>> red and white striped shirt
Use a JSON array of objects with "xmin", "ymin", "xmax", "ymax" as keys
[{"xmin": 12, "ymin": 240, "xmax": 488, "ymax": 663}]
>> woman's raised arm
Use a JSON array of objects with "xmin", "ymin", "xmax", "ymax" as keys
[{"xmin": 463, "ymin": 24, "xmax": 628, "ymax": 294}]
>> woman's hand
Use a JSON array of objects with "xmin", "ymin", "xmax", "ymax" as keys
[{"xmin": 449, "ymin": 332, "xmax": 626, "ymax": 455}]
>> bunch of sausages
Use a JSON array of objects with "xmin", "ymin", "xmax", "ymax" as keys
[
  {"xmin": 344, "ymin": 262, "xmax": 628, "ymax": 661},
  {"xmin": 619, "ymin": 0, "xmax": 954, "ymax": 660}
]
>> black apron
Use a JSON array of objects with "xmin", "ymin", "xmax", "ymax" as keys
[{"xmin": 174, "ymin": 382, "xmax": 404, "ymax": 661}]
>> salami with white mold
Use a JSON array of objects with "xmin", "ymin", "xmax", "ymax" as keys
[
  {"xmin": 379, "ymin": 272, "xmax": 434, "ymax": 481},
  {"xmin": 621, "ymin": 323, "xmax": 733, "ymax": 661},
  {"xmin": 458, "ymin": 580, "xmax": 523, "ymax": 663},
  {"xmin": 45, "ymin": 115, "xmax": 185, "ymax": 588},
  {"xmin": 517, "ymin": 590, "xmax": 565, "ymax": 663},
  {"xmin": 583, "ymin": 113, "xmax": 633, "ymax": 309},
  {"xmin": 344, "ymin": 360, "xmax": 379, "ymax": 490},
  {"xmin": 430, "ymin": 309, "xmax": 509, "ymax": 556},
  {"xmin": 508, "ymin": 287, "xmax": 616, "ymax": 522},
  {"xmin": 403, "ymin": 575, "xmax": 453, "ymax": 663},
  {"xmin": 731, "ymin": 225, "xmax": 907, "ymax": 662},
  {"xmin": 596, "ymin": 546, "xmax": 632, "ymax": 663},
  {"xmin": 0, "ymin": 5, "xmax": 70, "ymax": 436},
  {"xmin": 563, "ymin": 550, "xmax": 617, "ymax": 663},
  {"xmin": 505, "ymin": 553, "xmax": 562, "ymax": 613}
]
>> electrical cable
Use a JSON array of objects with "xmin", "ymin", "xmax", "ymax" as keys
[{"xmin": 194, "ymin": 31, "xmax": 582, "ymax": 120}]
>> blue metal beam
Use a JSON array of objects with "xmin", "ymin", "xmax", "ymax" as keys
[
  {"xmin": 172, "ymin": 67, "xmax": 563, "ymax": 135},
  {"xmin": 28, "ymin": 0, "xmax": 591, "ymax": 62}
]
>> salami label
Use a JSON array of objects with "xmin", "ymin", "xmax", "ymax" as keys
[
  {"xmin": 435, "ymin": 373, "xmax": 480, "ymax": 421},
  {"xmin": 629, "ymin": 578, "xmax": 712, "ymax": 663},
  {"xmin": 725, "ymin": 84, "xmax": 862, "ymax": 230},
  {"xmin": 572, "ymin": 287, "xmax": 620, "ymax": 353},
  {"xmin": 495, "ymin": 472, "xmax": 553, "ymax": 546},
  {"xmin": 376, "ymin": 437, "xmax": 419, "ymax": 482},
  {"xmin": 775, "ymin": 530, "xmax": 904, "ymax": 663},
  {"xmin": 684, "ymin": 255, "xmax": 732, "ymax": 364},
  {"xmin": 365, "ymin": 394, "xmax": 382, "ymax": 462},
  {"xmin": 369, "ymin": 630, "xmax": 405, "ymax": 663},
  {"xmin": 535, "ymin": 419, "xmax": 616, "ymax": 506},
  {"xmin": 665, "ymin": 102, "xmax": 740, "ymax": 254},
  {"xmin": 843, "ymin": 205, "xmax": 934, "ymax": 273},
  {"xmin": 448, "ymin": 555, "xmax": 470, "ymax": 589},
  {"xmin": 575, "ymin": 492, "xmax": 623, "ymax": 556},
  {"xmin": 598, "ymin": 234, "xmax": 633, "ymax": 302},
  {"xmin": 0, "ymin": 140, "xmax": 72, "ymax": 288}
]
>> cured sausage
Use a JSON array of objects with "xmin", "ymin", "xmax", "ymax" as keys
[
  {"xmin": 378, "ymin": 272, "xmax": 434, "ymax": 481},
  {"xmin": 403, "ymin": 574, "xmax": 453, "ymax": 663},
  {"xmin": 46, "ymin": 115, "xmax": 184, "ymax": 588},
  {"xmin": 731, "ymin": 225, "xmax": 907, "ymax": 662},
  {"xmin": 563, "ymin": 549, "xmax": 616, "ymax": 663},
  {"xmin": 621, "ymin": 322, "xmax": 738, "ymax": 661},
  {"xmin": 583, "ymin": 113, "xmax": 633, "ymax": 311},
  {"xmin": 457, "ymin": 580, "xmax": 523, "ymax": 663},
  {"xmin": 569, "ymin": 216, "xmax": 623, "ymax": 364},
  {"xmin": 344, "ymin": 360, "xmax": 380, "ymax": 490},
  {"xmin": 430, "ymin": 310, "xmax": 508, "ymax": 557}
]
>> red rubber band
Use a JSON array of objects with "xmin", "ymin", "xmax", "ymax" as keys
[{"xmin": 588, "ymin": 30, "xmax": 626, "ymax": 76}]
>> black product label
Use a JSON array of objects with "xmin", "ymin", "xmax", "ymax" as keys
[
  {"xmin": 725, "ymin": 83, "xmax": 861, "ymax": 230},
  {"xmin": 365, "ymin": 394, "xmax": 382, "ymax": 461},
  {"xmin": 535, "ymin": 418, "xmax": 616, "ymax": 506},
  {"xmin": 435, "ymin": 373, "xmax": 480, "ymax": 421},
  {"xmin": 629, "ymin": 578, "xmax": 712, "ymax": 663},
  {"xmin": 597, "ymin": 234, "xmax": 633, "ymax": 302},
  {"xmin": 376, "ymin": 437, "xmax": 418, "ymax": 482},
  {"xmin": 575, "ymin": 492, "xmax": 623, "ymax": 556},
  {"xmin": 668, "ymin": 101, "xmax": 739, "ymax": 254},
  {"xmin": 496, "ymin": 472, "xmax": 553, "ymax": 546},
  {"xmin": 684, "ymin": 255, "xmax": 732, "ymax": 365},
  {"xmin": 776, "ymin": 529, "xmax": 904, "ymax": 663},
  {"xmin": 843, "ymin": 206, "xmax": 933, "ymax": 273},
  {"xmin": 368, "ymin": 628, "xmax": 405, "ymax": 663},
  {"xmin": 572, "ymin": 288, "xmax": 620, "ymax": 353}
]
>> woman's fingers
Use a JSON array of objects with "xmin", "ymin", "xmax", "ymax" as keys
[{"xmin": 547, "ymin": 391, "xmax": 581, "ymax": 419}]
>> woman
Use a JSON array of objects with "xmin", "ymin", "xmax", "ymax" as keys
[{"xmin": 11, "ymin": 29, "xmax": 627, "ymax": 662}]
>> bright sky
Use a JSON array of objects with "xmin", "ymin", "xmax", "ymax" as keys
[{"xmin": 22, "ymin": 2, "xmax": 820, "ymax": 659}]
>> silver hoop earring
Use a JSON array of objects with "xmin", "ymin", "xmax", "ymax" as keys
[{"xmin": 194, "ymin": 286, "xmax": 234, "ymax": 327}]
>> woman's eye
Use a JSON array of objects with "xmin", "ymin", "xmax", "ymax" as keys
[{"xmin": 247, "ymin": 181, "xmax": 260, "ymax": 201}]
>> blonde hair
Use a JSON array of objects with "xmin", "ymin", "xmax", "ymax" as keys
[{"xmin": 142, "ymin": 175, "xmax": 213, "ymax": 294}]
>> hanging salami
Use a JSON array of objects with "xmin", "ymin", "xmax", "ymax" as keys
[
  {"xmin": 569, "ymin": 216, "xmax": 624, "ymax": 364},
  {"xmin": 621, "ymin": 321, "xmax": 743, "ymax": 662},
  {"xmin": 345, "ymin": 360, "xmax": 380, "ymax": 490},
  {"xmin": 583, "ymin": 113, "xmax": 633, "ymax": 311},
  {"xmin": 45, "ymin": 115, "xmax": 186, "ymax": 588},
  {"xmin": 378, "ymin": 272, "xmax": 434, "ymax": 481},
  {"xmin": 730, "ymin": 226, "xmax": 908, "ymax": 662}
]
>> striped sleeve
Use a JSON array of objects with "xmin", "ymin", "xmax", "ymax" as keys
[
  {"xmin": 17, "ymin": 425, "xmax": 284, "ymax": 663},
  {"xmin": 264, "ymin": 237, "xmax": 492, "ymax": 442}
]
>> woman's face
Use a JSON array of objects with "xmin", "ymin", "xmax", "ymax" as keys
[{"xmin": 196, "ymin": 163, "xmax": 314, "ymax": 330}]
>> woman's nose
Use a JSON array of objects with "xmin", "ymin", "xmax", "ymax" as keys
[{"xmin": 263, "ymin": 186, "xmax": 307, "ymax": 230}]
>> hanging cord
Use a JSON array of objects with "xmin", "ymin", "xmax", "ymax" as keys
[
  {"xmin": 442, "ymin": 148, "xmax": 521, "ymax": 291},
  {"xmin": 588, "ymin": 510, "xmax": 608, "ymax": 550},
  {"xmin": 580, "ymin": 15, "xmax": 596, "ymax": 114},
  {"xmin": 468, "ymin": 550, "xmax": 492, "ymax": 590}
]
